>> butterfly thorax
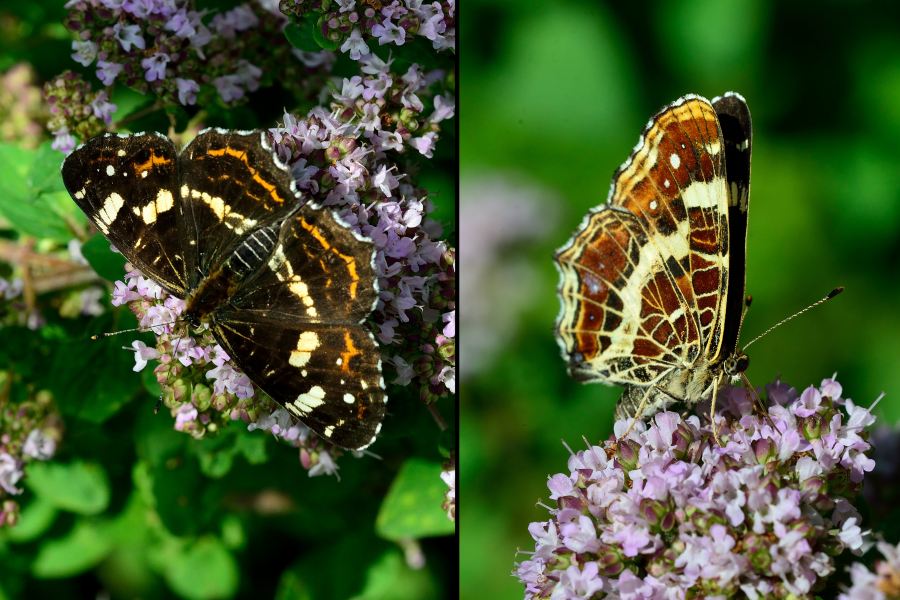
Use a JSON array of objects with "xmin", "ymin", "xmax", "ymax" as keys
[
  {"xmin": 183, "ymin": 223, "xmax": 280, "ymax": 326},
  {"xmin": 614, "ymin": 348, "xmax": 749, "ymax": 421}
]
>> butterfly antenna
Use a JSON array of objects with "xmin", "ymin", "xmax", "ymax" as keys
[
  {"xmin": 90, "ymin": 326, "xmax": 144, "ymax": 340},
  {"xmin": 743, "ymin": 287, "xmax": 844, "ymax": 350},
  {"xmin": 89, "ymin": 319, "xmax": 179, "ymax": 340}
]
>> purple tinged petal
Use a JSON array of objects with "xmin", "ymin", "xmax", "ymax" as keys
[
  {"xmin": 175, "ymin": 78, "xmax": 199, "ymax": 105},
  {"xmin": 793, "ymin": 385, "xmax": 822, "ymax": 418},
  {"xmin": 0, "ymin": 454, "xmax": 23, "ymax": 495},
  {"xmin": 23, "ymin": 429, "xmax": 56, "ymax": 460},
  {"xmin": 113, "ymin": 22, "xmax": 145, "ymax": 52},
  {"xmin": 547, "ymin": 473, "xmax": 574, "ymax": 499},
  {"xmin": 213, "ymin": 74, "xmax": 244, "ymax": 103},
  {"xmin": 820, "ymin": 377, "xmax": 843, "ymax": 399},
  {"xmin": 766, "ymin": 378, "xmax": 798, "ymax": 405},
  {"xmin": 410, "ymin": 132, "xmax": 437, "ymax": 157},
  {"xmin": 96, "ymin": 60, "xmax": 123, "ymax": 86},
  {"xmin": 51, "ymin": 129, "xmax": 76, "ymax": 155},
  {"xmin": 140, "ymin": 53, "xmax": 169, "ymax": 82},
  {"xmin": 339, "ymin": 28, "xmax": 370, "ymax": 60},
  {"xmin": 174, "ymin": 403, "xmax": 198, "ymax": 430},
  {"xmin": 130, "ymin": 340, "xmax": 159, "ymax": 371},
  {"xmin": 71, "ymin": 40, "xmax": 97, "ymax": 67}
]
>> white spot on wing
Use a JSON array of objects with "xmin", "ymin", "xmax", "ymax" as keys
[
  {"xmin": 343, "ymin": 393, "xmax": 355, "ymax": 404},
  {"xmin": 289, "ymin": 331, "xmax": 319, "ymax": 368},
  {"xmin": 106, "ymin": 165, "xmax": 115, "ymax": 176},
  {"xmin": 293, "ymin": 385, "xmax": 326, "ymax": 415},
  {"xmin": 142, "ymin": 202, "xmax": 157, "ymax": 224},
  {"xmin": 98, "ymin": 193, "xmax": 125, "ymax": 227},
  {"xmin": 156, "ymin": 189, "xmax": 174, "ymax": 214},
  {"xmin": 669, "ymin": 153, "xmax": 681, "ymax": 169},
  {"xmin": 681, "ymin": 179, "xmax": 727, "ymax": 210}
]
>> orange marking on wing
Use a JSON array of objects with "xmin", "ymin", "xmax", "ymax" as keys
[
  {"xmin": 340, "ymin": 331, "xmax": 360, "ymax": 372},
  {"xmin": 298, "ymin": 217, "xmax": 360, "ymax": 298},
  {"xmin": 132, "ymin": 150, "xmax": 171, "ymax": 175},
  {"xmin": 207, "ymin": 146, "xmax": 284, "ymax": 204}
]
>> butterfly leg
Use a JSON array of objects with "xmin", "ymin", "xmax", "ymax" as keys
[
  {"xmin": 710, "ymin": 374, "xmax": 723, "ymax": 445},
  {"xmin": 619, "ymin": 385, "xmax": 657, "ymax": 440},
  {"xmin": 739, "ymin": 371, "xmax": 778, "ymax": 432}
]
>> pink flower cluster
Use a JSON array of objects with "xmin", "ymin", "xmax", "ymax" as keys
[
  {"xmin": 281, "ymin": 0, "xmax": 455, "ymax": 58},
  {"xmin": 0, "ymin": 391, "xmax": 61, "ymax": 527},
  {"xmin": 516, "ymin": 378, "xmax": 877, "ymax": 598},
  {"xmin": 62, "ymin": 0, "xmax": 283, "ymax": 104}
]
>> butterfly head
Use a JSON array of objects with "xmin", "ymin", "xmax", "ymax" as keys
[{"xmin": 723, "ymin": 351, "xmax": 750, "ymax": 384}]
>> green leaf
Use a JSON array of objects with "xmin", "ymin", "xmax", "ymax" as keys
[
  {"xmin": 369, "ymin": 37, "xmax": 442, "ymax": 72},
  {"xmin": 163, "ymin": 537, "xmax": 239, "ymax": 600},
  {"xmin": 49, "ymin": 322, "xmax": 143, "ymax": 424},
  {"xmin": 194, "ymin": 427, "xmax": 269, "ymax": 478},
  {"xmin": 81, "ymin": 233, "xmax": 127, "ymax": 282},
  {"xmin": 29, "ymin": 143, "xmax": 67, "ymax": 195},
  {"xmin": 0, "ymin": 143, "xmax": 31, "ymax": 200},
  {"xmin": 351, "ymin": 551, "xmax": 436, "ymax": 600},
  {"xmin": 31, "ymin": 520, "xmax": 113, "ymax": 578},
  {"xmin": 376, "ymin": 459, "xmax": 454, "ymax": 540},
  {"xmin": 284, "ymin": 20, "xmax": 318, "ymax": 52},
  {"xmin": 275, "ymin": 535, "xmax": 382, "ymax": 600},
  {"xmin": 6, "ymin": 497, "xmax": 57, "ymax": 543},
  {"xmin": 196, "ymin": 443, "xmax": 236, "ymax": 479},
  {"xmin": 417, "ymin": 167, "xmax": 456, "ymax": 234},
  {"xmin": 26, "ymin": 461, "xmax": 110, "ymax": 515},
  {"xmin": 0, "ymin": 142, "xmax": 79, "ymax": 242},
  {"xmin": 234, "ymin": 430, "xmax": 268, "ymax": 464}
]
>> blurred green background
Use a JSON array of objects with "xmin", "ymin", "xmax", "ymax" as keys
[{"xmin": 460, "ymin": 1, "xmax": 900, "ymax": 597}]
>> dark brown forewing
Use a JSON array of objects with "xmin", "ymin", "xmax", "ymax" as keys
[
  {"xmin": 178, "ymin": 129, "xmax": 302, "ymax": 288},
  {"xmin": 712, "ymin": 92, "xmax": 752, "ymax": 357},
  {"xmin": 61, "ymin": 133, "xmax": 189, "ymax": 296}
]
